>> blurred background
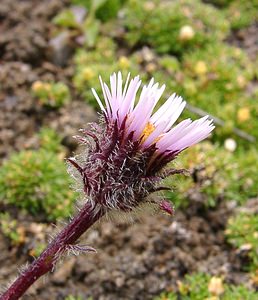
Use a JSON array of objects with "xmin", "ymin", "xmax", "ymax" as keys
[{"xmin": 0, "ymin": 0, "xmax": 257, "ymax": 299}]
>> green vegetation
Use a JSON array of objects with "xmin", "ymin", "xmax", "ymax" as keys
[
  {"xmin": 73, "ymin": 37, "xmax": 143, "ymax": 107},
  {"xmin": 0, "ymin": 127, "xmax": 76, "ymax": 221},
  {"xmin": 225, "ymin": 1, "xmax": 258, "ymax": 30},
  {"xmin": 71, "ymin": 0, "xmax": 125, "ymax": 22},
  {"xmin": 156, "ymin": 272, "xmax": 258, "ymax": 300},
  {"xmin": 64, "ymin": 295, "xmax": 85, "ymax": 300},
  {"xmin": 54, "ymin": 0, "xmax": 126, "ymax": 47},
  {"xmin": 208, "ymin": 0, "xmax": 234, "ymax": 7},
  {"xmin": 180, "ymin": 44, "xmax": 256, "ymax": 140},
  {"xmin": 32, "ymin": 81, "xmax": 71, "ymax": 108},
  {"xmin": 122, "ymin": 0, "xmax": 229, "ymax": 55},
  {"xmin": 0, "ymin": 149, "xmax": 76, "ymax": 221},
  {"xmin": 165, "ymin": 143, "xmax": 258, "ymax": 208},
  {"xmin": 53, "ymin": 9, "xmax": 80, "ymax": 29},
  {"xmin": 146, "ymin": 45, "xmax": 256, "ymax": 145},
  {"xmin": 38, "ymin": 127, "xmax": 65, "ymax": 153},
  {"xmin": 31, "ymin": 242, "xmax": 47, "ymax": 258},
  {"xmin": 226, "ymin": 212, "xmax": 258, "ymax": 270},
  {"xmin": 0, "ymin": 213, "xmax": 24, "ymax": 246}
]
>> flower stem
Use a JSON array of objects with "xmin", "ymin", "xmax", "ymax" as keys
[{"xmin": 0, "ymin": 202, "xmax": 104, "ymax": 300}]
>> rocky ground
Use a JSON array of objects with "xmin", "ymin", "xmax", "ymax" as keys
[{"xmin": 1, "ymin": 198, "xmax": 255, "ymax": 300}]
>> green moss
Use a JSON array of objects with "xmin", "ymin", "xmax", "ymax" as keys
[
  {"xmin": 181, "ymin": 44, "xmax": 253, "ymax": 104},
  {"xmin": 38, "ymin": 127, "xmax": 65, "ymax": 154},
  {"xmin": 122, "ymin": 0, "xmax": 229, "ymax": 55},
  {"xmin": 225, "ymin": 0, "xmax": 258, "ymax": 30},
  {"xmin": 164, "ymin": 143, "xmax": 258, "ymax": 208},
  {"xmin": 223, "ymin": 285, "xmax": 258, "ymax": 300},
  {"xmin": 135, "ymin": 43, "xmax": 256, "ymax": 145},
  {"xmin": 179, "ymin": 44, "xmax": 255, "ymax": 143},
  {"xmin": 156, "ymin": 272, "xmax": 257, "ymax": 300},
  {"xmin": 0, "ymin": 149, "xmax": 76, "ymax": 221},
  {"xmin": 32, "ymin": 81, "xmax": 71, "ymax": 108},
  {"xmin": 0, "ymin": 213, "xmax": 23, "ymax": 245},
  {"xmin": 226, "ymin": 212, "xmax": 258, "ymax": 270},
  {"xmin": 38, "ymin": 127, "xmax": 65, "ymax": 153}
]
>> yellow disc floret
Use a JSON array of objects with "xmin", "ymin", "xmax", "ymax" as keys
[{"xmin": 141, "ymin": 122, "xmax": 155, "ymax": 143}]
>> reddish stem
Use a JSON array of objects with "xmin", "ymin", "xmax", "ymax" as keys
[{"xmin": 0, "ymin": 202, "xmax": 104, "ymax": 300}]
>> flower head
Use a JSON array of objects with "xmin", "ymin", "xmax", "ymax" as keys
[{"xmin": 68, "ymin": 72, "xmax": 214, "ymax": 214}]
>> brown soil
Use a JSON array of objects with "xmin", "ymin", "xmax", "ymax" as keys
[
  {"xmin": 227, "ymin": 23, "xmax": 258, "ymax": 61},
  {"xmin": 0, "ymin": 200, "xmax": 250, "ymax": 300},
  {"xmin": 0, "ymin": 1, "xmax": 257, "ymax": 300}
]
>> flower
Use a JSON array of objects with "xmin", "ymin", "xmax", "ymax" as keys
[
  {"xmin": 224, "ymin": 138, "xmax": 237, "ymax": 152},
  {"xmin": 194, "ymin": 61, "xmax": 208, "ymax": 76},
  {"xmin": 179, "ymin": 25, "xmax": 195, "ymax": 41},
  {"xmin": 68, "ymin": 72, "xmax": 214, "ymax": 214},
  {"xmin": 208, "ymin": 277, "xmax": 224, "ymax": 296}
]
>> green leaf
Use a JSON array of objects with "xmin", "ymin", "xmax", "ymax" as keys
[
  {"xmin": 91, "ymin": 0, "xmax": 108, "ymax": 12},
  {"xmin": 53, "ymin": 9, "xmax": 79, "ymax": 29},
  {"xmin": 83, "ymin": 20, "xmax": 100, "ymax": 47}
]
